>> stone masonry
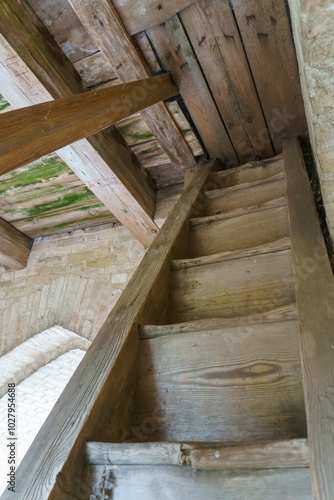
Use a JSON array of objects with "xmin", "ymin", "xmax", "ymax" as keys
[
  {"xmin": 0, "ymin": 223, "xmax": 146, "ymax": 356},
  {"xmin": 290, "ymin": 0, "xmax": 334, "ymax": 243}
]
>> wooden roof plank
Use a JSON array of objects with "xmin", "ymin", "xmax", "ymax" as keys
[
  {"xmin": 179, "ymin": 2, "xmax": 255, "ymax": 164},
  {"xmin": 231, "ymin": 0, "xmax": 307, "ymax": 152},
  {"xmin": 148, "ymin": 15, "xmax": 238, "ymax": 164},
  {"xmin": 0, "ymin": 0, "xmax": 160, "ymax": 246},
  {"xmin": 70, "ymin": 0, "xmax": 196, "ymax": 170},
  {"xmin": 200, "ymin": 0, "xmax": 274, "ymax": 159}
]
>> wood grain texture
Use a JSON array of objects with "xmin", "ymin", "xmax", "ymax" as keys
[
  {"xmin": 201, "ymin": 0, "xmax": 274, "ymax": 158},
  {"xmin": 0, "ymin": 217, "xmax": 33, "ymax": 270},
  {"xmin": 179, "ymin": 2, "xmax": 254, "ymax": 163},
  {"xmin": 189, "ymin": 206, "xmax": 289, "ymax": 257},
  {"xmin": 0, "ymin": 74, "xmax": 177, "ymax": 174},
  {"xmin": 148, "ymin": 16, "xmax": 238, "ymax": 163},
  {"xmin": 231, "ymin": 0, "xmax": 307, "ymax": 152},
  {"xmin": 70, "ymin": 0, "xmax": 196, "ymax": 170},
  {"xmin": 112, "ymin": 0, "xmax": 197, "ymax": 35},
  {"xmin": 84, "ymin": 438, "xmax": 310, "ymax": 469},
  {"xmin": 154, "ymin": 183, "xmax": 183, "ymax": 228},
  {"xmin": 169, "ymin": 250, "xmax": 295, "ymax": 322},
  {"xmin": 284, "ymin": 137, "xmax": 334, "ymax": 499},
  {"xmin": 140, "ymin": 304, "xmax": 298, "ymax": 339},
  {"xmin": 203, "ymin": 177, "xmax": 287, "ymax": 216},
  {"xmin": 133, "ymin": 321, "xmax": 306, "ymax": 442},
  {"xmin": 2, "ymin": 162, "xmax": 216, "ymax": 500},
  {"xmin": 0, "ymin": 4, "xmax": 159, "ymax": 246},
  {"xmin": 213, "ymin": 156, "xmax": 284, "ymax": 189},
  {"xmin": 85, "ymin": 464, "xmax": 313, "ymax": 499}
]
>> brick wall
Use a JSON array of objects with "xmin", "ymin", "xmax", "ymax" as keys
[{"xmin": 0, "ymin": 224, "xmax": 146, "ymax": 356}]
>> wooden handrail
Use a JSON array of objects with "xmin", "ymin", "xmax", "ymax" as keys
[
  {"xmin": 0, "ymin": 74, "xmax": 177, "ymax": 175},
  {"xmin": 1, "ymin": 160, "xmax": 217, "ymax": 499}
]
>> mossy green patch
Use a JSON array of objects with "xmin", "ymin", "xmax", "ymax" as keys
[
  {"xmin": 117, "ymin": 120, "xmax": 154, "ymax": 142},
  {"xmin": 140, "ymin": 145, "xmax": 160, "ymax": 155},
  {"xmin": 0, "ymin": 94, "xmax": 10, "ymax": 112},
  {"xmin": 26, "ymin": 187, "xmax": 96, "ymax": 217}
]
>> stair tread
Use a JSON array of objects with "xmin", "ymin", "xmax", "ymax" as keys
[
  {"xmin": 85, "ymin": 438, "xmax": 309, "ymax": 469},
  {"xmin": 139, "ymin": 304, "xmax": 297, "ymax": 339},
  {"xmin": 214, "ymin": 154, "xmax": 283, "ymax": 181},
  {"xmin": 203, "ymin": 177, "xmax": 286, "ymax": 217},
  {"xmin": 205, "ymin": 170, "xmax": 285, "ymax": 196},
  {"xmin": 191, "ymin": 197, "xmax": 287, "ymax": 226}
]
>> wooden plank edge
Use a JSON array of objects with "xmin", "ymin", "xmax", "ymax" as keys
[
  {"xmin": 84, "ymin": 438, "xmax": 309, "ymax": 470},
  {"xmin": 139, "ymin": 304, "xmax": 297, "ymax": 339},
  {"xmin": 204, "ymin": 176, "xmax": 285, "ymax": 200}
]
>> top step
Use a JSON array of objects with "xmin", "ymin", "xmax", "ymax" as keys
[{"xmin": 211, "ymin": 155, "xmax": 284, "ymax": 190}]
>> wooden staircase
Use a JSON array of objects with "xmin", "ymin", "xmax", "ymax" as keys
[{"xmin": 5, "ymin": 138, "xmax": 334, "ymax": 500}]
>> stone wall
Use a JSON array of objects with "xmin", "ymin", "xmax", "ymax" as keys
[
  {"xmin": 289, "ymin": 0, "xmax": 334, "ymax": 242},
  {"xmin": 0, "ymin": 224, "xmax": 146, "ymax": 356}
]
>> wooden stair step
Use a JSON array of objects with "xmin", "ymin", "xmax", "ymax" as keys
[
  {"xmin": 191, "ymin": 197, "xmax": 287, "ymax": 226},
  {"xmin": 206, "ymin": 171, "xmax": 284, "ymax": 196},
  {"xmin": 132, "ymin": 320, "xmax": 306, "ymax": 443},
  {"xmin": 189, "ymin": 207, "xmax": 289, "ymax": 257},
  {"xmin": 139, "ymin": 304, "xmax": 297, "ymax": 340},
  {"xmin": 203, "ymin": 177, "xmax": 286, "ymax": 216},
  {"xmin": 172, "ymin": 238, "xmax": 291, "ymax": 271},
  {"xmin": 85, "ymin": 439, "xmax": 309, "ymax": 469},
  {"xmin": 169, "ymin": 250, "xmax": 295, "ymax": 322},
  {"xmin": 85, "ymin": 464, "xmax": 312, "ymax": 500},
  {"xmin": 211, "ymin": 155, "xmax": 284, "ymax": 190}
]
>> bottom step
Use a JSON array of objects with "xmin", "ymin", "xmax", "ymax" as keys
[{"xmin": 84, "ymin": 440, "xmax": 312, "ymax": 500}]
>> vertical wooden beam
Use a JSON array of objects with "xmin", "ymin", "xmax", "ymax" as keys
[
  {"xmin": 284, "ymin": 136, "xmax": 334, "ymax": 499},
  {"xmin": 70, "ymin": 0, "xmax": 196, "ymax": 171},
  {"xmin": 0, "ymin": 218, "xmax": 33, "ymax": 270},
  {"xmin": 0, "ymin": 0, "xmax": 159, "ymax": 246}
]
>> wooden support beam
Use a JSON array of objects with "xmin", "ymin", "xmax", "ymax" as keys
[
  {"xmin": 0, "ymin": 74, "xmax": 177, "ymax": 174},
  {"xmin": 112, "ymin": 0, "xmax": 197, "ymax": 35},
  {"xmin": 0, "ymin": 0, "xmax": 159, "ymax": 246},
  {"xmin": 0, "ymin": 217, "xmax": 32, "ymax": 270},
  {"xmin": 70, "ymin": 0, "xmax": 196, "ymax": 170},
  {"xmin": 2, "ymin": 160, "xmax": 216, "ymax": 499},
  {"xmin": 284, "ymin": 137, "xmax": 334, "ymax": 499}
]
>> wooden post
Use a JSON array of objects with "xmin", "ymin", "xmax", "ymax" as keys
[
  {"xmin": 0, "ymin": 74, "xmax": 177, "ymax": 175},
  {"xmin": 0, "ymin": 218, "xmax": 33, "ymax": 270},
  {"xmin": 284, "ymin": 136, "xmax": 334, "ymax": 499}
]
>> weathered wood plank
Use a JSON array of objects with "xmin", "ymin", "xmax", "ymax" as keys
[
  {"xmin": 154, "ymin": 183, "xmax": 183, "ymax": 228},
  {"xmin": 203, "ymin": 177, "xmax": 287, "ymax": 216},
  {"xmin": 0, "ymin": 74, "xmax": 177, "ymax": 174},
  {"xmin": 70, "ymin": 0, "xmax": 196, "ymax": 170},
  {"xmin": 179, "ymin": 2, "xmax": 254, "ymax": 163},
  {"xmin": 112, "ymin": 0, "xmax": 197, "ymax": 35},
  {"xmin": 133, "ymin": 320, "xmax": 306, "ymax": 442},
  {"xmin": 200, "ymin": 0, "xmax": 274, "ymax": 158},
  {"xmin": 169, "ymin": 250, "xmax": 295, "ymax": 322},
  {"xmin": 139, "ymin": 304, "xmax": 298, "ymax": 339},
  {"xmin": 0, "ymin": 2, "xmax": 159, "ymax": 246},
  {"xmin": 231, "ymin": 0, "xmax": 307, "ymax": 152},
  {"xmin": 84, "ymin": 438, "xmax": 310, "ymax": 469},
  {"xmin": 189, "ymin": 206, "xmax": 289, "ymax": 257},
  {"xmin": 148, "ymin": 16, "xmax": 238, "ymax": 163},
  {"xmin": 85, "ymin": 464, "xmax": 313, "ymax": 499},
  {"xmin": 0, "ymin": 217, "xmax": 33, "ymax": 270},
  {"xmin": 2, "ymin": 161, "xmax": 216, "ymax": 499},
  {"xmin": 284, "ymin": 137, "xmax": 334, "ymax": 499}
]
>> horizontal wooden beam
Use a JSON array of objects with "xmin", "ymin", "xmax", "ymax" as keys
[
  {"xmin": 0, "ymin": 0, "xmax": 159, "ymax": 246},
  {"xmin": 112, "ymin": 0, "xmax": 197, "ymax": 35},
  {"xmin": 0, "ymin": 74, "xmax": 177, "ymax": 175},
  {"xmin": 70, "ymin": 0, "xmax": 196, "ymax": 170},
  {"xmin": 0, "ymin": 217, "xmax": 33, "ymax": 270},
  {"xmin": 284, "ymin": 137, "xmax": 334, "ymax": 499}
]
